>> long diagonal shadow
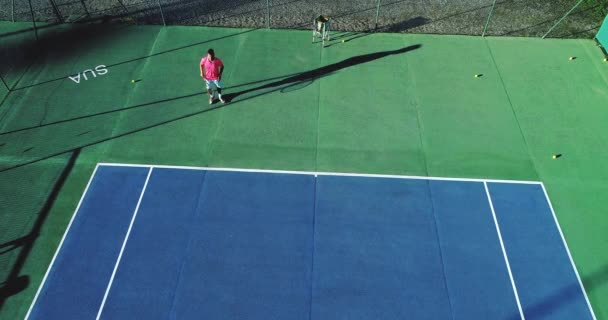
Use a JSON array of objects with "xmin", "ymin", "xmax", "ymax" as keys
[
  {"xmin": 0, "ymin": 92, "xmax": 203, "ymax": 136},
  {"xmin": 0, "ymin": 64, "xmax": 328, "ymax": 136},
  {"xmin": 0, "ymin": 149, "xmax": 80, "ymax": 309},
  {"xmin": 224, "ymin": 44, "xmax": 421, "ymax": 102},
  {"xmin": 0, "ymin": 70, "xmax": 302, "ymax": 136},
  {"xmin": 0, "ymin": 44, "xmax": 421, "ymax": 136},
  {"xmin": 504, "ymin": 264, "xmax": 608, "ymax": 319},
  {"xmin": 10, "ymin": 28, "xmax": 258, "ymax": 91},
  {"xmin": 0, "ymin": 45, "xmax": 421, "ymax": 173}
]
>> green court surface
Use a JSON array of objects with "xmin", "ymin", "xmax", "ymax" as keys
[{"xmin": 1, "ymin": 20, "xmax": 608, "ymax": 319}]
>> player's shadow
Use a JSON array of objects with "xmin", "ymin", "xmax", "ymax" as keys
[{"xmin": 223, "ymin": 44, "xmax": 421, "ymax": 103}]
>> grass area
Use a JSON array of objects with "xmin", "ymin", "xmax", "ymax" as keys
[{"xmin": 1, "ymin": 21, "xmax": 608, "ymax": 319}]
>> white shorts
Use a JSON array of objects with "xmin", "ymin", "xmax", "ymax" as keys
[{"xmin": 205, "ymin": 79, "xmax": 223, "ymax": 90}]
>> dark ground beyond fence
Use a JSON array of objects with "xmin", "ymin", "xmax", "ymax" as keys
[{"xmin": 0, "ymin": 0, "xmax": 606, "ymax": 38}]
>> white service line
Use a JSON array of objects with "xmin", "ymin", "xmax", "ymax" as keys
[
  {"xmin": 540, "ymin": 183, "xmax": 597, "ymax": 320},
  {"xmin": 24, "ymin": 164, "xmax": 102, "ymax": 320},
  {"xmin": 484, "ymin": 182, "xmax": 525, "ymax": 320},
  {"xmin": 96, "ymin": 167, "xmax": 153, "ymax": 320},
  {"xmin": 97, "ymin": 162, "xmax": 542, "ymax": 185}
]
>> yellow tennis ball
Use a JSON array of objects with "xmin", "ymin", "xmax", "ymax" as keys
[
  {"xmin": 552, "ymin": 155, "xmax": 557, "ymax": 159},
  {"xmin": 569, "ymin": 57, "xmax": 575, "ymax": 60},
  {"xmin": 341, "ymin": 40, "xmax": 345, "ymax": 43},
  {"xmin": 131, "ymin": 80, "xmax": 135, "ymax": 83},
  {"xmin": 604, "ymin": 58, "xmax": 608, "ymax": 62}
]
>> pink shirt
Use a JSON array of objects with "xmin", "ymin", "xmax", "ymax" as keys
[{"xmin": 200, "ymin": 57, "xmax": 224, "ymax": 80}]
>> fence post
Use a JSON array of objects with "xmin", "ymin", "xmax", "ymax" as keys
[
  {"xmin": 374, "ymin": 0, "xmax": 381, "ymax": 30},
  {"xmin": 117, "ymin": 0, "xmax": 130, "ymax": 16},
  {"xmin": 157, "ymin": 0, "xmax": 166, "ymax": 26},
  {"xmin": 27, "ymin": 0, "xmax": 39, "ymax": 40},
  {"xmin": 11, "ymin": 0, "xmax": 15, "ymax": 22},
  {"xmin": 80, "ymin": 0, "xmax": 90, "ymax": 18},
  {"xmin": 48, "ymin": 0, "xmax": 64, "ymax": 23},
  {"xmin": 482, "ymin": 0, "xmax": 497, "ymax": 37},
  {"xmin": 266, "ymin": 0, "xmax": 270, "ymax": 29},
  {"xmin": 542, "ymin": 0, "xmax": 584, "ymax": 39}
]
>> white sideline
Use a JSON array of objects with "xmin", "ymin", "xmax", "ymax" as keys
[
  {"xmin": 28, "ymin": 163, "xmax": 596, "ymax": 319},
  {"xmin": 484, "ymin": 182, "xmax": 525, "ymax": 320},
  {"xmin": 95, "ymin": 166, "xmax": 153, "ymax": 320},
  {"xmin": 540, "ymin": 183, "xmax": 597, "ymax": 320},
  {"xmin": 97, "ymin": 162, "xmax": 543, "ymax": 185},
  {"xmin": 24, "ymin": 164, "xmax": 101, "ymax": 320}
]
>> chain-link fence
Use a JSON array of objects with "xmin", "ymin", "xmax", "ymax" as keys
[{"xmin": 0, "ymin": 0, "xmax": 606, "ymax": 38}]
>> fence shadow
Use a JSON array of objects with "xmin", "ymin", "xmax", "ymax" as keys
[
  {"xmin": 0, "ymin": 44, "xmax": 421, "ymax": 174},
  {"xmin": 0, "ymin": 148, "xmax": 80, "ymax": 310}
]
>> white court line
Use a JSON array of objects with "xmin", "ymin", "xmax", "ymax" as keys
[
  {"xmin": 26, "ymin": 162, "xmax": 594, "ymax": 319},
  {"xmin": 97, "ymin": 162, "xmax": 543, "ymax": 185},
  {"xmin": 96, "ymin": 167, "xmax": 153, "ymax": 320},
  {"xmin": 484, "ymin": 182, "xmax": 525, "ymax": 320},
  {"xmin": 540, "ymin": 183, "xmax": 597, "ymax": 320},
  {"xmin": 24, "ymin": 164, "xmax": 101, "ymax": 320}
]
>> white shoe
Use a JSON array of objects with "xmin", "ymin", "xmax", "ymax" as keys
[
  {"xmin": 219, "ymin": 96, "xmax": 226, "ymax": 104},
  {"xmin": 209, "ymin": 96, "xmax": 214, "ymax": 105}
]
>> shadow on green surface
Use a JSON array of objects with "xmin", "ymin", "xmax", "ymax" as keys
[
  {"xmin": 0, "ymin": 91, "xmax": 204, "ymax": 136},
  {"xmin": 0, "ymin": 45, "xmax": 420, "ymax": 175},
  {"xmin": 378, "ymin": 16, "xmax": 432, "ymax": 33},
  {"xmin": 321, "ymin": 15, "xmax": 429, "ymax": 48},
  {"xmin": 321, "ymin": 15, "xmax": 428, "ymax": 49},
  {"xmin": 224, "ymin": 44, "xmax": 421, "ymax": 102},
  {"xmin": 9, "ymin": 28, "xmax": 258, "ymax": 91},
  {"xmin": 0, "ymin": 149, "xmax": 80, "ymax": 311},
  {"xmin": 0, "ymin": 45, "xmax": 421, "ymax": 137},
  {"xmin": 0, "ymin": 26, "xmax": 40, "ymax": 40},
  {"xmin": 0, "ymin": 22, "xmax": 134, "ymax": 90}
]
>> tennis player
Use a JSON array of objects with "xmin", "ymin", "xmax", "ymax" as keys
[{"xmin": 200, "ymin": 48, "xmax": 225, "ymax": 104}]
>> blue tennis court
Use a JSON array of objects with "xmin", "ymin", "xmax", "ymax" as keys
[{"xmin": 25, "ymin": 164, "xmax": 595, "ymax": 320}]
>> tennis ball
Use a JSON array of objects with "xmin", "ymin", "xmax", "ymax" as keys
[
  {"xmin": 341, "ymin": 39, "xmax": 345, "ymax": 43},
  {"xmin": 474, "ymin": 74, "xmax": 480, "ymax": 78},
  {"xmin": 131, "ymin": 79, "xmax": 135, "ymax": 83},
  {"xmin": 552, "ymin": 155, "xmax": 557, "ymax": 159},
  {"xmin": 604, "ymin": 58, "xmax": 608, "ymax": 62},
  {"xmin": 569, "ymin": 56, "xmax": 575, "ymax": 60}
]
